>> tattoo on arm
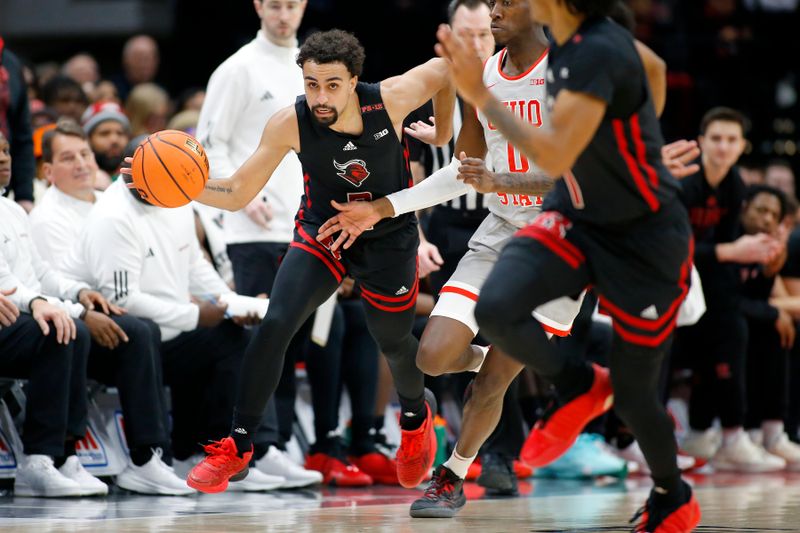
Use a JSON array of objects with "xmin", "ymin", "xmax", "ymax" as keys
[
  {"xmin": 482, "ymin": 98, "xmax": 541, "ymax": 162},
  {"xmin": 206, "ymin": 183, "xmax": 233, "ymax": 194},
  {"xmin": 493, "ymin": 172, "xmax": 554, "ymax": 195}
]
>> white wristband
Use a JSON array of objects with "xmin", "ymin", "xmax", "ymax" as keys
[{"xmin": 387, "ymin": 156, "xmax": 470, "ymax": 217}]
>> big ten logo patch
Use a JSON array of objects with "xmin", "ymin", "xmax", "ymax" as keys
[
  {"xmin": 0, "ymin": 430, "xmax": 16, "ymax": 470},
  {"xmin": 75, "ymin": 424, "xmax": 109, "ymax": 467},
  {"xmin": 114, "ymin": 411, "xmax": 129, "ymax": 455}
]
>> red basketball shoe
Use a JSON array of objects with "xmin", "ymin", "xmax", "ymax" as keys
[
  {"xmin": 305, "ymin": 452, "xmax": 373, "ymax": 487},
  {"xmin": 521, "ymin": 364, "xmax": 613, "ymax": 467},
  {"xmin": 631, "ymin": 482, "xmax": 701, "ymax": 532},
  {"xmin": 396, "ymin": 389, "xmax": 438, "ymax": 488},
  {"xmin": 186, "ymin": 437, "xmax": 252, "ymax": 493},
  {"xmin": 349, "ymin": 451, "xmax": 399, "ymax": 485}
]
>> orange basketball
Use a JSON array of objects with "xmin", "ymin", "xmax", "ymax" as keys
[{"xmin": 130, "ymin": 130, "xmax": 209, "ymax": 208}]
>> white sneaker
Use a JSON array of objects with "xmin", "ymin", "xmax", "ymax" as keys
[
  {"xmin": 680, "ymin": 428, "xmax": 721, "ymax": 460},
  {"xmin": 171, "ymin": 454, "xmax": 203, "ymax": 480},
  {"xmin": 228, "ymin": 465, "xmax": 285, "ymax": 492},
  {"xmin": 616, "ymin": 441, "xmax": 696, "ymax": 475},
  {"xmin": 766, "ymin": 433, "xmax": 800, "ymax": 472},
  {"xmin": 15, "ymin": 455, "xmax": 83, "ymax": 497},
  {"xmin": 117, "ymin": 451, "xmax": 196, "ymax": 496},
  {"xmin": 256, "ymin": 446, "xmax": 322, "ymax": 488},
  {"xmin": 712, "ymin": 430, "xmax": 786, "ymax": 473},
  {"xmin": 58, "ymin": 456, "xmax": 108, "ymax": 496}
]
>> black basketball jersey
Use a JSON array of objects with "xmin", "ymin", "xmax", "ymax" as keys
[
  {"xmin": 295, "ymin": 82, "xmax": 415, "ymax": 238},
  {"xmin": 541, "ymin": 17, "xmax": 681, "ymax": 225}
]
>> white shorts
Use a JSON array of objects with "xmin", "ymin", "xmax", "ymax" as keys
[{"xmin": 430, "ymin": 213, "xmax": 584, "ymax": 336}]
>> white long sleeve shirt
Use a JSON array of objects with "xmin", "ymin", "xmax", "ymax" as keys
[
  {"xmin": 60, "ymin": 181, "xmax": 233, "ymax": 341},
  {"xmin": 29, "ymin": 185, "xmax": 100, "ymax": 268},
  {"xmin": 0, "ymin": 196, "xmax": 89, "ymax": 318},
  {"xmin": 196, "ymin": 30, "xmax": 304, "ymax": 245}
]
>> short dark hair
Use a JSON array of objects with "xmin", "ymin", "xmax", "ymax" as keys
[
  {"xmin": 447, "ymin": 0, "xmax": 490, "ymax": 22},
  {"xmin": 564, "ymin": 0, "xmax": 617, "ymax": 18},
  {"xmin": 766, "ymin": 158, "xmax": 793, "ymax": 171},
  {"xmin": 296, "ymin": 29, "xmax": 366, "ymax": 78},
  {"xmin": 41, "ymin": 118, "xmax": 88, "ymax": 163},
  {"xmin": 40, "ymin": 75, "xmax": 88, "ymax": 107},
  {"xmin": 608, "ymin": 1, "xmax": 636, "ymax": 32},
  {"xmin": 744, "ymin": 184, "xmax": 788, "ymax": 220},
  {"xmin": 700, "ymin": 106, "xmax": 750, "ymax": 136}
]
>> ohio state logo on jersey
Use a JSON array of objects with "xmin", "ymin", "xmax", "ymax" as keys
[{"xmin": 333, "ymin": 159, "xmax": 371, "ymax": 187}]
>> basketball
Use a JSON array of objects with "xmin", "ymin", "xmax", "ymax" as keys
[{"xmin": 130, "ymin": 130, "xmax": 209, "ymax": 208}]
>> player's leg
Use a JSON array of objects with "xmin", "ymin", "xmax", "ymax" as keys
[{"xmin": 187, "ymin": 244, "xmax": 341, "ymax": 493}]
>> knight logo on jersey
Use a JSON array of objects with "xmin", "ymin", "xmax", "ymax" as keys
[{"xmin": 333, "ymin": 159, "xmax": 370, "ymax": 187}]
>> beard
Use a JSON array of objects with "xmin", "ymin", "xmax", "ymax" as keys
[
  {"xmin": 94, "ymin": 151, "xmax": 125, "ymax": 174},
  {"xmin": 311, "ymin": 104, "xmax": 339, "ymax": 126}
]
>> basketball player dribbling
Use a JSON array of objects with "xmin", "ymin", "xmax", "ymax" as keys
[
  {"xmin": 434, "ymin": 0, "xmax": 701, "ymax": 530},
  {"xmin": 121, "ymin": 29, "xmax": 457, "ymax": 493},
  {"xmin": 316, "ymin": 0, "xmax": 675, "ymax": 518}
]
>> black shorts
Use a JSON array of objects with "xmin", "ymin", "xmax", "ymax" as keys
[
  {"xmin": 513, "ymin": 201, "xmax": 692, "ymax": 348},
  {"xmin": 291, "ymin": 219, "xmax": 420, "ymax": 313}
]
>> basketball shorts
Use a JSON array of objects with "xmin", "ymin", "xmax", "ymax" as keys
[
  {"xmin": 431, "ymin": 212, "xmax": 584, "ymax": 336},
  {"xmin": 514, "ymin": 201, "xmax": 693, "ymax": 348}
]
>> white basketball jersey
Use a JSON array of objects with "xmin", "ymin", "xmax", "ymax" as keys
[{"xmin": 477, "ymin": 48, "xmax": 549, "ymax": 228}]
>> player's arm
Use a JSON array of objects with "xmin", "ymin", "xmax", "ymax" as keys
[
  {"xmin": 195, "ymin": 106, "xmax": 299, "ymax": 211},
  {"xmin": 635, "ymin": 40, "xmax": 666, "ymax": 117},
  {"xmin": 382, "ymin": 58, "xmax": 456, "ymax": 146},
  {"xmin": 436, "ymin": 24, "xmax": 605, "ymax": 178}
]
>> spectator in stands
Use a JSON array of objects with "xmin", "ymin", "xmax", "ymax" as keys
[
  {"xmin": 176, "ymin": 87, "xmax": 205, "ymax": 113},
  {"xmin": 80, "ymin": 102, "xmax": 130, "ymax": 186},
  {"xmin": 738, "ymin": 185, "xmax": 800, "ymax": 470},
  {"xmin": 62, "ymin": 53, "xmax": 100, "ymax": 100},
  {"xmin": 92, "ymin": 80, "xmax": 120, "ymax": 105},
  {"xmin": 114, "ymin": 35, "xmax": 160, "ymax": 102},
  {"xmin": 675, "ymin": 107, "xmax": 786, "ymax": 472},
  {"xmin": 0, "ymin": 129, "xmax": 104, "ymax": 497},
  {"xmin": 0, "ymin": 35, "xmax": 36, "ymax": 213},
  {"xmin": 41, "ymin": 76, "xmax": 88, "ymax": 123},
  {"xmin": 125, "ymin": 83, "xmax": 168, "ymax": 137},
  {"xmin": 29, "ymin": 120, "xmax": 191, "ymax": 495},
  {"xmin": 66, "ymin": 172, "xmax": 286, "ymax": 492},
  {"xmin": 764, "ymin": 159, "xmax": 796, "ymax": 201}
]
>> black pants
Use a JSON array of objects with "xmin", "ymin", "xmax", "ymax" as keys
[
  {"xmin": 744, "ymin": 320, "xmax": 788, "ymax": 429},
  {"xmin": 228, "ymin": 241, "xmax": 316, "ymax": 449},
  {"xmin": 474, "ymin": 207, "xmax": 691, "ymax": 487},
  {"xmin": 84, "ymin": 316, "xmax": 169, "ymax": 450},
  {"xmin": 235, "ymin": 222, "xmax": 422, "ymax": 432},
  {"xmin": 673, "ymin": 311, "xmax": 747, "ymax": 430},
  {"xmin": 0, "ymin": 315, "xmax": 88, "ymax": 457},
  {"xmin": 161, "ymin": 321, "xmax": 249, "ymax": 459}
]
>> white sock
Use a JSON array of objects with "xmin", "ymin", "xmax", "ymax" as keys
[
  {"xmin": 762, "ymin": 420, "xmax": 785, "ymax": 449},
  {"xmin": 470, "ymin": 345, "xmax": 490, "ymax": 373},
  {"xmin": 722, "ymin": 427, "xmax": 744, "ymax": 447},
  {"xmin": 443, "ymin": 446, "xmax": 476, "ymax": 479}
]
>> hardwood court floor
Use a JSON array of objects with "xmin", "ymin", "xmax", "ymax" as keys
[{"xmin": 0, "ymin": 472, "xmax": 799, "ymax": 532}]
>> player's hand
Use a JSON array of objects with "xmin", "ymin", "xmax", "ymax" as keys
[
  {"xmin": 83, "ymin": 310, "xmax": 129, "ymax": 350},
  {"xmin": 232, "ymin": 311, "xmax": 262, "ymax": 327},
  {"xmin": 78, "ymin": 289, "xmax": 125, "ymax": 316},
  {"xmin": 435, "ymin": 24, "xmax": 489, "ymax": 109},
  {"xmin": 662, "ymin": 140, "xmax": 700, "ymax": 179},
  {"xmin": 244, "ymin": 197, "xmax": 273, "ymax": 231},
  {"xmin": 317, "ymin": 200, "xmax": 383, "ymax": 251},
  {"xmin": 404, "ymin": 116, "xmax": 442, "ymax": 146},
  {"xmin": 120, "ymin": 156, "xmax": 133, "ymax": 177},
  {"xmin": 197, "ymin": 299, "xmax": 228, "ymax": 328},
  {"xmin": 456, "ymin": 152, "xmax": 497, "ymax": 193},
  {"xmin": 722, "ymin": 233, "xmax": 783, "ymax": 264},
  {"xmin": 418, "ymin": 241, "xmax": 444, "ymax": 278},
  {"xmin": 0, "ymin": 288, "xmax": 20, "ymax": 328},
  {"xmin": 776, "ymin": 308, "xmax": 796, "ymax": 349},
  {"xmin": 31, "ymin": 299, "xmax": 77, "ymax": 345}
]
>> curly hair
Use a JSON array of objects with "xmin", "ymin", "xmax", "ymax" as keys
[
  {"xmin": 296, "ymin": 29, "xmax": 366, "ymax": 78},
  {"xmin": 564, "ymin": 0, "xmax": 617, "ymax": 18}
]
